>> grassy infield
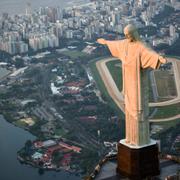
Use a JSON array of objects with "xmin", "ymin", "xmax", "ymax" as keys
[
  {"xmin": 89, "ymin": 57, "xmax": 180, "ymax": 131},
  {"xmin": 61, "ymin": 50, "xmax": 87, "ymax": 59},
  {"xmin": 89, "ymin": 58, "xmax": 124, "ymax": 119}
]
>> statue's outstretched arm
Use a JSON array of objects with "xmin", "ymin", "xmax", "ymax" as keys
[
  {"xmin": 140, "ymin": 43, "xmax": 167, "ymax": 69},
  {"xmin": 97, "ymin": 38, "xmax": 107, "ymax": 45},
  {"xmin": 97, "ymin": 38, "xmax": 123, "ymax": 59}
]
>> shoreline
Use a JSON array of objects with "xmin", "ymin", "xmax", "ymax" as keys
[
  {"xmin": 0, "ymin": 114, "xmax": 80, "ymax": 180},
  {"xmin": 0, "ymin": 114, "xmax": 79, "ymax": 175},
  {"xmin": 17, "ymin": 155, "xmax": 76, "ymax": 173}
]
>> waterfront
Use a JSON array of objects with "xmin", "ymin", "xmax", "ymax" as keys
[
  {"xmin": 0, "ymin": 116, "xmax": 81, "ymax": 180},
  {"xmin": 0, "ymin": 0, "xmax": 89, "ymax": 15}
]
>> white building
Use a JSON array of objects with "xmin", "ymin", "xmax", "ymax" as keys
[
  {"xmin": 169, "ymin": 25, "xmax": 176, "ymax": 37},
  {"xmin": 42, "ymin": 140, "xmax": 57, "ymax": 147}
]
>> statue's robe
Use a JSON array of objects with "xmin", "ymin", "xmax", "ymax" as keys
[{"xmin": 106, "ymin": 39, "xmax": 166, "ymax": 146}]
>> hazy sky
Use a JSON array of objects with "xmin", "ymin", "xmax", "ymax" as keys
[{"xmin": 0, "ymin": 0, "xmax": 87, "ymax": 15}]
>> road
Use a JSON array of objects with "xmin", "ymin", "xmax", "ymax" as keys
[
  {"xmin": 96, "ymin": 57, "xmax": 124, "ymax": 113},
  {"xmin": 149, "ymin": 114, "xmax": 180, "ymax": 122},
  {"xmin": 96, "ymin": 57, "xmax": 180, "ymax": 122}
]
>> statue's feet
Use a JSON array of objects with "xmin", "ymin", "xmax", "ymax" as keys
[
  {"xmin": 130, "ymin": 142, "xmax": 136, "ymax": 146},
  {"xmin": 125, "ymin": 139, "xmax": 137, "ymax": 146},
  {"xmin": 125, "ymin": 139, "xmax": 130, "ymax": 144}
]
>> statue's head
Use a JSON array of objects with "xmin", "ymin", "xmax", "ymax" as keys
[{"xmin": 124, "ymin": 24, "xmax": 140, "ymax": 42}]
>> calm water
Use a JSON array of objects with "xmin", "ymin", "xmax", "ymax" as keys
[
  {"xmin": 0, "ymin": 0, "xmax": 89, "ymax": 15},
  {"xmin": 0, "ymin": 116, "xmax": 81, "ymax": 180}
]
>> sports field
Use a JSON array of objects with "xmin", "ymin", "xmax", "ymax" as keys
[
  {"xmin": 60, "ymin": 50, "xmax": 87, "ymax": 59},
  {"xmin": 102, "ymin": 58, "xmax": 180, "ymax": 120}
]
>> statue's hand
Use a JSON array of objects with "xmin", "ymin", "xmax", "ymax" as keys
[
  {"xmin": 97, "ymin": 38, "xmax": 106, "ymax": 45},
  {"xmin": 159, "ymin": 56, "xmax": 167, "ymax": 64}
]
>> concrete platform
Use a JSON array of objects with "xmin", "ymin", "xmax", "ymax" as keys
[{"xmin": 95, "ymin": 159, "xmax": 179, "ymax": 180}]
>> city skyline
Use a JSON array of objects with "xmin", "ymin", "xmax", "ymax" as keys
[
  {"xmin": 0, "ymin": 0, "xmax": 179, "ymax": 55},
  {"xmin": 0, "ymin": 0, "xmax": 89, "ymax": 15}
]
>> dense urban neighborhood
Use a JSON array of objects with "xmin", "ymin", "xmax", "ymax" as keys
[{"xmin": 0, "ymin": 0, "xmax": 179, "ymax": 178}]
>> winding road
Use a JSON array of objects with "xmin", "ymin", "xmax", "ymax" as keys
[{"xmin": 96, "ymin": 57, "xmax": 180, "ymax": 122}]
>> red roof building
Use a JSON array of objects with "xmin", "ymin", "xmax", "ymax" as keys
[
  {"xmin": 46, "ymin": 145, "xmax": 63, "ymax": 155},
  {"xmin": 60, "ymin": 153, "xmax": 72, "ymax": 167},
  {"xmin": 59, "ymin": 142, "xmax": 81, "ymax": 153},
  {"xmin": 65, "ymin": 80, "xmax": 86, "ymax": 87},
  {"xmin": 34, "ymin": 141, "xmax": 43, "ymax": 148}
]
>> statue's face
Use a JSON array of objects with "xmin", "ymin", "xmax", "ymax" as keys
[
  {"xmin": 124, "ymin": 30, "xmax": 135, "ymax": 42},
  {"xmin": 124, "ymin": 25, "xmax": 137, "ymax": 42}
]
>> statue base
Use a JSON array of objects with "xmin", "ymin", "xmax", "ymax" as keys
[{"xmin": 117, "ymin": 139, "xmax": 160, "ymax": 179}]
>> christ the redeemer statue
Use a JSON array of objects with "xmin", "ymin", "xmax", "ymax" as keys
[{"xmin": 97, "ymin": 24, "xmax": 167, "ymax": 146}]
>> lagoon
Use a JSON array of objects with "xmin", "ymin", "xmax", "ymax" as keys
[{"xmin": 0, "ymin": 116, "xmax": 81, "ymax": 180}]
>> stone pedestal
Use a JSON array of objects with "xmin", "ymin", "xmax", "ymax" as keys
[{"xmin": 117, "ymin": 140, "xmax": 160, "ymax": 179}]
